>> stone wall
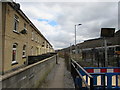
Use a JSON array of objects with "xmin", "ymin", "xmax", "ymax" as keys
[{"xmin": 1, "ymin": 55, "xmax": 57, "ymax": 89}]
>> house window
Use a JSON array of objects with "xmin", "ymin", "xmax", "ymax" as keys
[
  {"xmin": 39, "ymin": 38, "xmax": 41, "ymax": 44},
  {"xmin": 46, "ymin": 44, "xmax": 48, "ymax": 48},
  {"xmin": 12, "ymin": 43, "xmax": 18, "ymax": 65},
  {"xmin": 31, "ymin": 46, "xmax": 33, "ymax": 55},
  {"xmin": 36, "ymin": 47, "xmax": 39, "ymax": 55},
  {"xmin": 31, "ymin": 31, "xmax": 34, "ymax": 40},
  {"xmin": 22, "ymin": 45, "xmax": 26, "ymax": 58},
  {"xmin": 13, "ymin": 15, "xmax": 19, "ymax": 32},
  {"xmin": 35, "ymin": 33, "xmax": 37, "ymax": 42},
  {"xmin": 24, "ymin": 23, "xmax": 26, "ymax": 29},
  {"xmin": 37, "ymin": 37, "xmax": 39, "ymax": 43},
  {"xmin": 42, "ymin": 42, "xmax": 44, "ymax": 47},
  {"xmin": 24, "ymin": 23, "xmax": 27, "ymax": 31}
]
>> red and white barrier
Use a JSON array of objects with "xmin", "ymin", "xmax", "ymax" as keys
[{"xmin": 85, "ymin": 68, "xmax": 120, "ymax": 73}]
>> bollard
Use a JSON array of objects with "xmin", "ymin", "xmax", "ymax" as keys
[{"xmin": 56, "ymin": 54, "xmax": 58, "ymax": 64}]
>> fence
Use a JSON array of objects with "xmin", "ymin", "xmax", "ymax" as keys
[{"xmin": 71, "ymin": 58, "xmax": 120, "ymax": 90}]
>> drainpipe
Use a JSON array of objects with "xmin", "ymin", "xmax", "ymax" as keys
[
  {"xmin": 2, "ymin": 2, "xmax": 6, "ymax": 75},
  {"xmin": 0, "ymin": 2, "xmax": 3, "ymax": 75},
  {"xmin": 25, "ymin": 23, "xmax": 31, "ymax": 66}
]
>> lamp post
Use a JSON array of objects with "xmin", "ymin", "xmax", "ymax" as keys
[
  {"xmin": 75, "ymin": 24, "xmax": 82, "ymax": 60},
  {"xmin": 100, "ymin": 28, "xmax": 115, "ymax": 67},
  {"xmin": 104, "ymin": 38, "xmax": 108, "ymax": 67}
]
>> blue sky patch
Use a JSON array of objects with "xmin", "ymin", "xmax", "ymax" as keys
[
  {"xmin": 48, "ymin": 20, "xmax": 58, "ymax": 26},
  {"xmin": 38, "ymin": 19, "xmax": 58, "ymax": 26},
  {"xmin": 38, "ymin": 19, "xmax": 48, "ymax": 22}
]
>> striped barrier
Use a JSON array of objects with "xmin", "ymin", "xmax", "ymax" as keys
[
  {"xmin": 71, "ymin": 59, "xmax": 120, "ymax": 89},
  {"xmin": 84, "ymin": 67, "xmax": 120, "ymax": 73},
  {"xmin": 83, "ymin": 67, "xmax": 120, "ymax": 89}
]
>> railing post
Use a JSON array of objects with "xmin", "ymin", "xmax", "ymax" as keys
[
  {"xmin": 90, "ymin": 77, "xmax": 94, "ymax": 90},
  {"xmin": 116, "ymin": 74, "xmax": 118, "ymax": 88},
  {"xmin": 101, "ymin": 74, "xmax": 106, "ymax": 90},
  {"xmin": 103, "ymin": 74, "xmax": 106, "ymax": 90},
  {"xmin": 79, "ymin": 76, "xmax": 82, "ymax": 89},
  {"xmin": 75, "ymin": 76, "xmax": 82, "ymax": 89},
  {"xmin": 71, "ymin": 60, "xmax": 75, "ymax": 81},
  {"xmin": 71, "ymin": 60, "xmax": 73, "ymax": 76}
]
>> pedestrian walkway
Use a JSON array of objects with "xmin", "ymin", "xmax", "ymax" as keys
[{"xmin": 40, "ymin": 58, "xmax": 75, "ymax": 88}]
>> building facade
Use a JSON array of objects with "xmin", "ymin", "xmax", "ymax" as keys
[{"xmin": 0, "ymin": 2, "xmax": 54, "ymax": 74}]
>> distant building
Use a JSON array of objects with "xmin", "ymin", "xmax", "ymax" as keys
[
  {"xmin": 59, "ymin": 29, "xmax": 120, "ymax": 66},
  {"xmin": 0, "ymin": 2, "xmax": 54, "ymax": 74},
  {"xmin": 76, "ymin": 30, "xmax": 120, "ymax": 66}
]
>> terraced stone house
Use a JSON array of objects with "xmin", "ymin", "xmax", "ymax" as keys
[{"xmin": 0, "ymin": 1, "xmax": 54, "ymax": 75}]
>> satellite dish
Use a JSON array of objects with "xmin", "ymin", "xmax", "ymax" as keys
[{"xmin": 20, "ymin": 29, "xmax": 27, "ymax": 34}]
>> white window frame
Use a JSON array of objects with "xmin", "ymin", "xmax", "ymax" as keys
[
  {"xmin": 35, "ymin": 33, "xmax": 37, "ymax": 42},
  {"xmin": 31, "ymin": 31, "xmax": 34, "ymax": 40},
  {"xmin": 38, "ymin": 36, "xmax": 39, "ymax": 43},
  {"xmin": 22, "ymin": 45, "xmax": 26, "ymax": 58},
  {"xmin": 13, "ymin": 15, "xmax": 19, "ymax": 33},
  {"xmin": 31, "ymin": 46, "xmax": 33, "ymax": 55},
  {"xmin": 47, "ymin": 44, "xmax": 48, "ymax": 48},
  {"xmin": 24, "ymin": 23, "xmax": 27, "ymax": 31},
  {"xmin": 42, "ymin": 42, "xmax": 45, "ymax": 47},
  {"xmin": 36, "ymin": 47, "xmax": 39, "ymax": 55},
  {"xmin": 12, "ymin": 43, "xmax": 18, "ymax": 64},
  {"xmin": 39, "ymin": 38, "xmax": 41, "ymax": 44}
]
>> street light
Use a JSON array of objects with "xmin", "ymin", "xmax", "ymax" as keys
[
  {"xmin": 75, "ymin": 24, "xmax": 82, "ymax": 45},
  {"xmin": 100, "ymin": 28, "xmax": 115, "ymax": 67},
  {"xmin": 75, "ymin": 24, "xmax": 82, "ymax": 59}
]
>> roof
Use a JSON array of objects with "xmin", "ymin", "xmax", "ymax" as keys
[
  {"xmin": 84, "ymin": 38, "xmax": 102, "ymax": 42},
  {"xmin": 115, "ymin": 30, "xmax": 120, "ymax": 37}
]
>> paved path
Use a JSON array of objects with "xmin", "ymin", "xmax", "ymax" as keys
[{"xmin": 40, "ymin": 58, "xmax": 75, "ymax": 88}]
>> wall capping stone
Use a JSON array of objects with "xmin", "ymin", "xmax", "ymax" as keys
[{"xmin": 1, "ymin": 55, "xmax": 56, "ymax": 81}]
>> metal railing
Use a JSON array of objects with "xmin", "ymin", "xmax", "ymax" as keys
[
  {"xmin": 71, "ymin": 59, "xmax": 94, "ymax": 90},
  {"xmin": 71, "ymin": 59, "xmax": 120, "ymax": 90}
]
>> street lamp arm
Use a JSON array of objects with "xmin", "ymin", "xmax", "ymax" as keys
[{"xmin": 78, "ymin": 24, "xmax": 82, "ymax": 26}]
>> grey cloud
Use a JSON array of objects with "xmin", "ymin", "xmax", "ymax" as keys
[{"xmin": 19, "ymin": 2, "xmax": 118, "ymax": 49}]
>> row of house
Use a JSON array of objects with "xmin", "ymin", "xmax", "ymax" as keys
[{"xmin": 0, "ymin": 2, "xmax": 54, "ymax": 75}]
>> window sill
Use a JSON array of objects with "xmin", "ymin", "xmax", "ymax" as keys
[
  {"xmin": 11, "ymin": 61, "xmax": 18, "ymax": 66},
  {"xmin": 13, "ymin": 30, "xmax": 20, "ymax": 34},
  {"xmin": 22, "ymin": 56, "xmax": 26, "ymax": 58}
]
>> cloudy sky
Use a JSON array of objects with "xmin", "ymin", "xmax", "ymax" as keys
[{"xmin": 15, "ymin": 0, "xmax": 119, "ymax": 50}]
